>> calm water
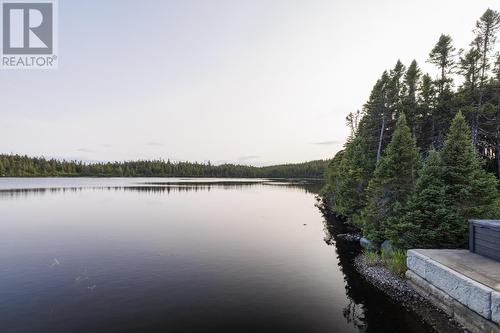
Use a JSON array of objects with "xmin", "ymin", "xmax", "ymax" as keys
[{"xmin": 0, "ymin": 178, "xmax": 434, "ymax": 333}]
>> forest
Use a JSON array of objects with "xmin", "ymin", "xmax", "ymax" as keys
[
  {"xmin": 0, "ymin": 154, "xmax": 328, "ymax": 179},
  {"xmin": 322, "ymin": 9, "xmax": 500, "ymax": 249}
]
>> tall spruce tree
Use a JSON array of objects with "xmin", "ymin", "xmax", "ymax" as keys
[
  {"xmin": 324, "ymin": 85, "xmax": 391, "ymax": 223},
  {"xmin": 416, "ymin": 73, "xmax": 437, "ymax": 150},
  {"xmin": 458, "ymin": 47, "xmax": 481, "ymax": 103},
  {"xmin": 387, "ymin": 60, "xmax": 406, "ymax": 119},
  {"xmin": 361, "ymin": 114, "xmax": 419, "ymax": 245},
  {"xmin": 368, "ymin": 72, "xmax": 390, "ymax": 163},
  {"xmin": 388, "ymin": 150, "xmax": 461, "ymax": 249},
  {"xmin": 470, "ymin": 9, "xmax": 500, "ymax": 148},
  {"xmin": 403, "ymin": 60, "xmax": 421, "ymax": 139},
  {"xmin": 440, "ymin": 112, "xmax": 499, "ymax": 232},
  {"xmin": 325, "ymin": 130, "xmax": 375, "ymax": 221},
  {"xmin": 428, "ymin": 34, "xmax": 458, "ymax": 147},
  {"xmin": 428, "ymin": 34, "xmax": 456, "ymax": 95},
  {"xmin": 495, "ymin": 53, "xmax": 500, "ymax": 177},
  {"xmin": 474, "ymin": 9, "xmax": 500, "ymax": 107}
]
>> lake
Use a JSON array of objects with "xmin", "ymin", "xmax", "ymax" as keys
[{"xmin": 0, "ymin": 178, "xmax": 435, "ymax": 332}]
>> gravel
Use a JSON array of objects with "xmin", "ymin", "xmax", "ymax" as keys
[
  {"xmin": 336, "ymin": 233, "xmax": 362, "ymax": 242},
  {"xmin": 354, "ymin": 254, "xmax": 469, "ymax": 333}
]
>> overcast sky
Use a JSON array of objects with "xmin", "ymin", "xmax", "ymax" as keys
[{"xmin": 1, "ymin": 0, "xmax": 499, "ymax": 165}]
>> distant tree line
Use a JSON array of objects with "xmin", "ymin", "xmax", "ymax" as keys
[
  {"xmin": 0, "ymin": 154, "xmax": 328, "ymax": 179},
  {"xmin": 323, "ymin": 9, "xmax": 500, "ymax": 249}
]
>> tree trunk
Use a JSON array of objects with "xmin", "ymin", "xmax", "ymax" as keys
[
  {"xmin": 475, "ymin": 27, "xmax": 491, "ymax": 150},
  {"xmin": 496, "ymin": 139, "xmax": 500, "ymax": 178},
  {"xmin": 497, "ymin": 108, "xmax": 500, "ymax": 178},
  {"xmin": 478, "ymin": 29, "xmax": 490, "ymax": 108},
  {"xmin": 376, "ymin": 111, "xmax": 385, "ymax": 163},
  {"xmin": 472, "ymin": 113, "xmax": 479, "ymax": 149},
  {"xmin": 431, "ymin": 114, "xmax": 436, "ymax": 148},
  {"xmin": 441, "ymin": 66, "xmax": 445, "ymax": 95}
]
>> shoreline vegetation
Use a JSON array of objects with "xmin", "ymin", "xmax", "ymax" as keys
[
  {"xmin": 353, "ymin": 252, "xmax": 468, "ymax": 333},
  {"xmin": 320, "ymin": 8, "xmax": 500, "ymax": 332},
  {"xmin": 0, "ymin": 154, "xmax": 328, "ymax": 179},
  {"xmin": 319, "ymin": 203, "xmax": 467, "ymax": 332},
  {"xmin": 3, "ymin": 8, "xmax": 500, "ymax": 333},
  {"xmin": 321, "ymin": 8, "xmax": 500, "ymax": 252}
]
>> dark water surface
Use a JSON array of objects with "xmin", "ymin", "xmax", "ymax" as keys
[{"xmin": 0, "ymin": 178, "xmax": 435, "ymax": 332}]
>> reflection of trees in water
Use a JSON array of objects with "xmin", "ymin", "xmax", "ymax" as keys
[
  {"xmin": 319, "ymin": 212, "xmax": 368, "ymax": 332},
  {"xmin": 0, "ymin": 187, "xmax": 85, "ymax": 199},
  {"xmin": 121, "ymin": 185, "xmax": 256, "ymax": 193},
  {"xmin": 0, "ymin": 185, "xmax": 245, "ymax": 198},
  {"xmin": 0, "ymin": 180, "xmax": 323, "ymax": 199},
  {"xmin": 343, "ymin": 299, "xmax": 366, "ymax": 331},
  {"xmin": 263, "ymin": 181, "xmax": 323, "ymax": 195},
  {"xmin": 320, "ymin": 209, "xmax": 436, "ymax": 333}
]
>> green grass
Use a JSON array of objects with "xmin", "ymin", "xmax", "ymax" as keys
[
  {"xmin": 382, "ymin": 249, "xmax": 407, "ymax": 277},
  {"xmin": 362, "ymin": 248, "xmax": 407, "ymax": 277},
  {"xmin": 363, "ymin": 250, "xmax": 380, "ymax": 266}
]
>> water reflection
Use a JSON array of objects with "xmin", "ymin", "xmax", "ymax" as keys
[
  {"xmin": 0, "ymin": 178, "xmax": 433, "ymax": 333},
  {"xmin": 320, "ymin": 210, "xmax": 436, "ymax": 333},
  {"xmin": 0, "ymin": 186, "xmax": 86, "ymax": 199},
  {"xmin": 0, "ymin": 180, "xmax": 322, "ymax": 200}
]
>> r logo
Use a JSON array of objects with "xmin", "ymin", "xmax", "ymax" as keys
[{"xmin": 2, "ymin": 2, "xmax": 53, "ymax": 54}]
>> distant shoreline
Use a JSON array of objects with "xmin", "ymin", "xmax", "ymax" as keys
[
  {"xmin": 0, "ymin": 175, "xmax": 325, "ymax": 180},
  {"xmin": 0, "ymin": 154, "xmax": 329, "ymax": 179}
]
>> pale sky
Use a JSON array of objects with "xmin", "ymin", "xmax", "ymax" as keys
[{"xmin": 1, "ymin": 0, "xmax": 499, "ymax": 165}]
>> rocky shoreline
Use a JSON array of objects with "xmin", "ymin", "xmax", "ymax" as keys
[
  {"xmin": 354, "ymin": 253, "xmax": 469, "ymax": 333},
  {"xmin": 319, "ymin": 199, "xmax": 471, "ymax": 332}
]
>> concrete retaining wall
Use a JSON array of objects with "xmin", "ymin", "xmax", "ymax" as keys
[
  {"xmin": 407, "ymin": 270, "xmax": 500, "ymax": 333},
  {"xmin": 407, "ymin": 249, "xmax": 500, "ymax": 332}
]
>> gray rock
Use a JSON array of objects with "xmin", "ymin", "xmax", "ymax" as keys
[
  {"xmin": 360, "ymin": 237, "xmax": 374, "ymax": 251},
  {"xmin": 381, "ymin": 240, "xmax": 394, "ymax": 254}
]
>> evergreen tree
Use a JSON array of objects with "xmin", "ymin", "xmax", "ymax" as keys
[
  {"xmin": 322, "ymin": 8, "xmax": 500, "ymax": 252},
  {"xmin": 387, "ymin": 60, "xmax": 406, "ymax": 119},
  {"xmin": 471, "ymin": 9, "xmax": 500, "ymax": 148},
  {"xmin": 495, "ymin": 53, "xmax": 500, "ymax": 177},
  {"xmin": 334, "ymin": 136, "xmax": 372, "ymax": 220},
  {"xmin": 416, "ymin": 73, "xmax": 437, "ymax": 150},
  {"xmin": 324, "ymin": 73, "xmax": 396, "ymax": 221},
  {"xmin": 495, "ymin": 52, "xmax": 500, "ymax": 80},
  {"xmin": 458, "ymin": 47, "xmax": 481, "ymax": 104},
  {"xmin": 0, "ymin": 154, "xmax": 328, "ymax": 178},
  {"xmin": 474, "ymin": 8, "xmax": 500, "ymax": 107},
  {"xmin": 428, "ymin": 34, "xmax": 458, "ymax": 148},
  {"xmin": 345, "ymin": 110, "xmax": 360, "ymax": 140},
  {"xmin": 403, "ymin": 60, "xmax": 421, "ymax": 139},
  {"xmin": 361, "ymin": 114, "xmax": 419, "ymax": 245},
  {"xmin": 388, "ymin": 150, "xmax": 460, "ymax": 249},
  {"xmin": 365, "ymin": 71, "xmax": 390, "ymax": 163},
  {"xmin": 440, "ymin": 112, "xmax": 499, "ymax": 230},
  {"xmin": 428, "ymin": 34, "xmax": 456, "ymax": 95}
]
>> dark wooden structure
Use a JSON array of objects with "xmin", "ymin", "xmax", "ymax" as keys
[{"xmin": 469, "ymin": 220, "xmax": 500, "ymax": 262}]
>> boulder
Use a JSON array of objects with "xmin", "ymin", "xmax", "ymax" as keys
[
  {"xmin": 381, "ymin": 240, "xmax": 394, "ymax": 254},
  {"xmin": 360, "ymin": 237, "xmax": 374, "ymax": 251}
]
